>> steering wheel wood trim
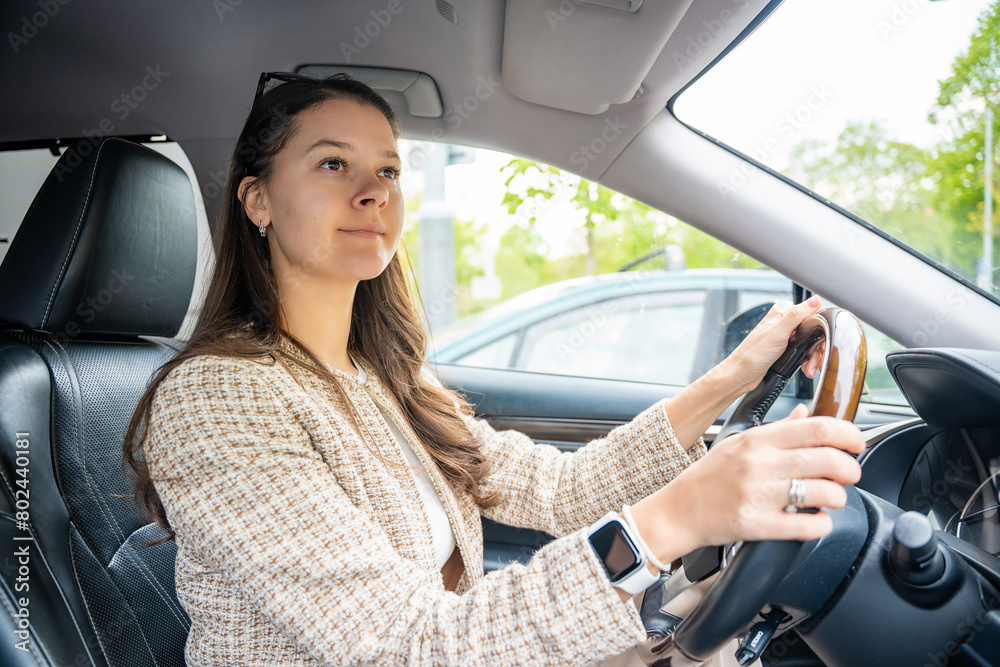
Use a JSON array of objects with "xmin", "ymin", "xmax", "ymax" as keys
[{"xmin": 810, "ymin": 308, "xmax": 867, "ymax": 420}]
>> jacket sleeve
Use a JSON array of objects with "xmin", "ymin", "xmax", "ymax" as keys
[
  {"xmin": 145, "ymin": 356, "xmax": 645, "ymax": 666},
  {"xmin": 453, "ymin": 379, "xmax": 708, "ymax": 537}
]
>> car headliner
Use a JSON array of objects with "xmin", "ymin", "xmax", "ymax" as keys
[{"xmin": 3, "ymin": 0, "xmax": 999, "ymax": 350}]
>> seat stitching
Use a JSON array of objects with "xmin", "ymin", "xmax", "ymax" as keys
[
  {"xmin": 900, "ymin": 350, "xmax": 1000, "ymax": 390},
  {"xmin": 71, "ymin": 530, "xmax": 162, "ymax": 667},
  {"xmin": 68, "ymin": 530, "xmax": 113, "ymax": 666},
  {"xmin": 950, "ymin": 349, "xmax": 1000, "ymax": 379},
  {"xmin": 119, "ymin": 539, "xmax": 189, "ymax": 628},
  {"xmin": 43, "ymin": 139, "xmax": 114, "ymax": 328},
  {"xmin": 43, "ymin": 338, "xmax": 126, "ymax": 543}
]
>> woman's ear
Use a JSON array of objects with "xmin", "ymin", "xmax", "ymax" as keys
[{"xmin": 238, "ymin": 176, "xmax": 269, "ymax": 230}]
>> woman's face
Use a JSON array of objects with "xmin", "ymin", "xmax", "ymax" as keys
[{"xmin": 247, "ymin": 98, "xmax": 405, "ymax": 291}]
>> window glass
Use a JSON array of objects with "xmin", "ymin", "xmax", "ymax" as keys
[
  {"xmin": 674, "ymin": 0, "xmax": 999, "ymax": 300},
  {"xmin": 514, "ymin": 292, "xmax": 706, "ymax": 385},
  {"xmin": 738, "ymin": 290, "xmax": 790, "ymax": 313},
  {"xmin": 861, "ymin": 323, "xmax": 905, "ymax": 404},
  {"xmin": 0, "ymin": 148, "xmax": 58, "ymax": 265},
  {"xmin": 400, "ymin": 140, "xmax": 907, "ymax": 405},
  {"xmin": 455, "ymin": 333, "xmax": 518, "ymax": 369}
]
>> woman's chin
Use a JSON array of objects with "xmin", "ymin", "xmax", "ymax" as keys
[{"xmin": 343, "ymin": 259, "xmax": 392, "ymax": 283}]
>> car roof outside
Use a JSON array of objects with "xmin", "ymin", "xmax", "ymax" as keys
[{"xmin": 429, "ymin": 268, "xmax": 790, "ymax": 362}]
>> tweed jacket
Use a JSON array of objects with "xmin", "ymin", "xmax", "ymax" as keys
[{"xmin": 144, "ymin": 332, "xmax": 708, "ymax": 666}]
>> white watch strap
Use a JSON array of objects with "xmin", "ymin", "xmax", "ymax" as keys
[
  {"xmin": 587, "ymin": 512, "xmax": 660, "ymax": 596},
  {"xmin": 621, "ymin": 504, "xmax": 672, "ymax": 573},
  {"xmin": 615, "ymin": 551, "xmax": 659, "ymax": 595}
]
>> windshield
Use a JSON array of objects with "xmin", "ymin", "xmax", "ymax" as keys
[{"xmin": 674, "ymin": 0, "xmax": 999, "ymax": 301}]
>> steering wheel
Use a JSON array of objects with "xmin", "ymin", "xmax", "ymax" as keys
[{"xmin": 638, "ymin": 308, "xmax": 867, "ymax": 665}]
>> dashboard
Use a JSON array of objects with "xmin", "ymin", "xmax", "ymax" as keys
[
  {"xmin": 766, "ymin": 348, "xmax": 1000, "ymax": 666},
  {"xmin": 899, "ymin": 428, "xmax": 1000, "ymax": 555},
  {"xmin": 860, "ymin": 423, "xmax": 1000, "ymax": 557},
  {"xmin": 857, "ymin": 349, "xmax": 1000, "ymax": 560}
]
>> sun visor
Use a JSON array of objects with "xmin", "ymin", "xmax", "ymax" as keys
[{"xmin": 501, "ymin": 0, "xmax": 694, "ymax": 115}]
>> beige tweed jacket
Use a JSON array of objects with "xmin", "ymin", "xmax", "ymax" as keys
[{"xmin": 144, "ymin": 332, "xmax": 707, "ymax": 666}]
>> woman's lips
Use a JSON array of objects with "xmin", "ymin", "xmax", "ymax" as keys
[{"xmin": 339, "ymin": 228, "xmax": 383, "ymax": 239}]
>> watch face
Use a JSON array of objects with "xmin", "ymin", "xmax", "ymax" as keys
[{"xmin": 590, "ymin": 520, "xmax": 643, "ymax": 581}]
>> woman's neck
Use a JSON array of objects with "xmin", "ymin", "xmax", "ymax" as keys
[{"xmin": 277, "ymin": 275, "xmax": 358, "ymax": 375}]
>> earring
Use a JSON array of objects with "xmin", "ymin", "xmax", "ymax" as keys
[{"xmin": 258, "ymin": 220, "xmax": 266, "ymax": 237}]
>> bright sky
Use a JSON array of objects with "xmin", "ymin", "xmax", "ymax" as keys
[
  {"xmin": 409, "ymin": 0, "xmax": 995, "ymax": 264},
  {"xmin": 674, "ymin": 0, "xmax": 994, "ymax": 168}
]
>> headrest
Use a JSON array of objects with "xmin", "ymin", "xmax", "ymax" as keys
[{"xmin": 0, "ymin": 138, "xmax": 197, "ymax": 338}]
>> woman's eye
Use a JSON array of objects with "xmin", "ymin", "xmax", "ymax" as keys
[
  {"xmin": 321, "ymin": 158, "xmax": 345, "ymax": 171},
  {"xmin": 379, "ymin": 167, "xmax": 400, "ymax": 180}
]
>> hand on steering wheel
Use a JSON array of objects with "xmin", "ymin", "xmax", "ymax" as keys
[{"xmin": 635, "ymin": 308, "xmax": 868, "ymax": 666}]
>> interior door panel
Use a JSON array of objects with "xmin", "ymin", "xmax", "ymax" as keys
[{"xmin": 435, "ymin": 364, "xmax": 810, "ymax": 571}]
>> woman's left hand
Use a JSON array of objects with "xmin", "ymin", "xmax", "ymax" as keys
[{"xmin": 724, "ymin": 296, "xmax": 825, "ymax": 395}]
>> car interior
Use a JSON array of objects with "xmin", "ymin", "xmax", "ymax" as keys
[{"xmin": 1, "ymin": 1, "xmax": 999, "ymax": 666}]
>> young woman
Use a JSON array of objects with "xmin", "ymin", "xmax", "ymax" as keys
[{"xmin": 124, "ymin": 73, "xmax": 863, "ymax": 666}]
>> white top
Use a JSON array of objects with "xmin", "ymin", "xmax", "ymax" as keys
[{"xmin": 352, "ymin": 360, "xmax": 457, "ymax": 571}]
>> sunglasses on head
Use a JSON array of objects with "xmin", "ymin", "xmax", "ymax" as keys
[
  {"xmin": 251, "ymin": 71, "xmax": 318, "ymax": 112},
  {"xmin": 243, "ymin": 72, "xmax": 319, "ymax": 177}
]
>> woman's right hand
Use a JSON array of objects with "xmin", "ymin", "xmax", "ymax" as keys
[{"xmin": 629, "ymin": 404, "xmax": 865, "ymax": 566}]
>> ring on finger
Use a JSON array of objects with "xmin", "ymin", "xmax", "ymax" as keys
[{"xmin": 785, "ymin": 478, "xmax": 807, "ymax": 513}]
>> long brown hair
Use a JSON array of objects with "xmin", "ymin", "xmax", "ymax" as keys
[{"xmin": 124, "ymin": 74, "xmax": 499, "ymax": 545}]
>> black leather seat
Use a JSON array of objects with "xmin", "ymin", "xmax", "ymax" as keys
[{"xmin": 0, "ymin": 138, "xmax": 198, "ymax": 666}]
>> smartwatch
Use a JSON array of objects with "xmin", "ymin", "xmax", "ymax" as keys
[{"xmin": 586, "ymin": 511, "xmax": 659, "ymax": 595}]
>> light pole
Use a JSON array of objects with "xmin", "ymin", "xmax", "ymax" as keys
[{"xmin": 980, "ymin": 106, "xmax": 993, "ymax": 291}]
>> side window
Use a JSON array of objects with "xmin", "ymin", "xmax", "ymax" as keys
[
  {"xmin": 454, "ymin": 333, "xmax": 518, "ymax": 369},
  {"xmin": 0, "ymin": 148, "xmax": 59, "ymax": 265},
  {"xmin": 858, "ymin": 324, "xmax": 906, "ymax": 405},
  {"xmin": 405, "ymin": 141, "xmax": 910, "ymax": 407},
  {"xmin": 738, "ymin": 289, "xmax": 792, "ymax": 313},
  {"xmin": 512, "ymin": 291, "xmax": 707, "ymax": 385}
]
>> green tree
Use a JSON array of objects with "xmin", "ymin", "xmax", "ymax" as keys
[
  {"xmin": 499, "ymin": 158, "xmax": 761, "ymax": 289},
  {"xmin": 928, "ymin": 0, "xmax": 1000, "ymax": 286},
  {"xmin": 784, "ymin": 2, "xmax": 1000, "ymax": 292},
  {"xmin": 787, "ymin": 122, "xmax": 949, "ymax": 264}
]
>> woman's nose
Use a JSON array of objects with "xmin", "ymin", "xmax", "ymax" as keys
[{"xmin": 353, "ymin": 171, "xmax": 389, "ymax": 209}]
